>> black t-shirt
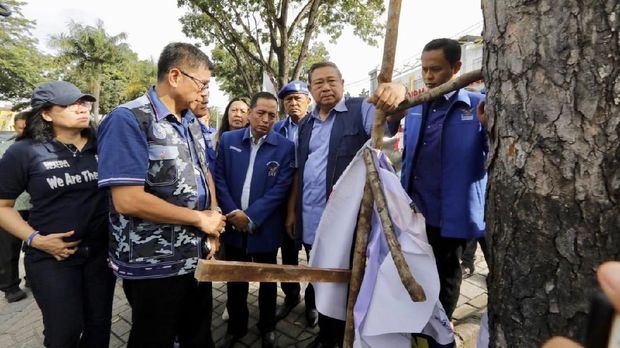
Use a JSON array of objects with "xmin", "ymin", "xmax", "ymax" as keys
[{"xmin": 0, "ymin": 138, "xmax": 108, "ymax": 248}]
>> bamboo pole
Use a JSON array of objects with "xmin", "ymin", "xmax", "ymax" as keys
[{"xmin": 395, "ymin": 69, "xmax": 483, "ymax": 112}]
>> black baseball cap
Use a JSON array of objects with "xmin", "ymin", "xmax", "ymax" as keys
[{"xmin": 31, "ymin": 81, "xmax": 96, "ymax": 109}]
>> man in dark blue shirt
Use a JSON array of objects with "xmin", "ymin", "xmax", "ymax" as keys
[
  {"xmin": 215, "ymin": 92, "xmax": 295, "ymax": 348},
  {"xmin": 370, "ymin": 38, "xmax": 487, "ymax": 320},
  {"xmin": 97, "ymin": 43, "xmax": 226, "ymax": 348}
]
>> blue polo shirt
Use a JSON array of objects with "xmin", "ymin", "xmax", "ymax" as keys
[
  {"xmin": 410, "ymin": 92, "xmax": 456, "ymax": 227},
  {"xmin": 196, "ymin": 117, "xmax": 217, "ymax": 174},
  {"xmin": 97, "ymin": 87, "xmax": 208, "ymax": 209},
  {"xmin": 301, "ymin": 98, "xmax": 375, "ymax": 245},
  {"xmin": 0, "ymin": 138, "xmax": 108, "ymax": 252}
]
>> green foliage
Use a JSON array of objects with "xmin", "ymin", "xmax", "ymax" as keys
[
  {"xmin": 210, "ymin": 44, "xmax": 260, "ymax": 98},
  {"xmin": 207, "ymin": 106, "xmax": 221, "ymax": 129},
  {"xmin": 178, "ymin": 0, "xmax": 384, "ymax": 98},
  {"xmin": 1, "ymin": 6, "xmax": 155, "ymax": 114},
  {"xmin": 49, "ymin": 20, "xmax": 156, "ymax": 116},
  {"xmin": 50, "ymin": 20, "xmax": 128, "ymax": 117},
  {"xmin": 0, "ymin": 0, "xmax": 49, "ymax": 103}
]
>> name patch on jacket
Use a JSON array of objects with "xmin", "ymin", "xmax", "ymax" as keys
[
  {"xmin": 460, "ymin": 108, "xmax": 474, "ymax": 121},
  {"xmin": 267, "ymin": 161, "xmax": 280, "ymax": 176}
]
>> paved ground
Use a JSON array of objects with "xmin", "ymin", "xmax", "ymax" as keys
[{"xmin": 0, "ymin": 247, "xmax": 487, "ymax": 347}]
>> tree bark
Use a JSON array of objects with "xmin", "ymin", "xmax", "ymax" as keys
[
  {"xmin": 92, "ymin": 76, "xmax": 101, "ymax": 122},
  {"xmin": 482, "ymin": 1, "xmax": 620, "ymax": 346}
]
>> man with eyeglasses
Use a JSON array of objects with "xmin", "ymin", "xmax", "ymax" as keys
[{"xmin": 97, "ymin": 42, "xmax": 226, "ymax": 348}]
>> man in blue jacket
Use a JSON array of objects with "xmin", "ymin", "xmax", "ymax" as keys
[
  {"xmin": 215, "ymin": 91, "xmax": 295, "ymax": 348},
  {"xmin": 370, "ymin": 38, "xmax": 487, "ymax": 320},
  {"xmin": 191, "ymin": 95, "xmax": 217, "ymax": 174},
  {"xmin": 272, "ymin": 80, "xmax": 314, "ymax": 324}
]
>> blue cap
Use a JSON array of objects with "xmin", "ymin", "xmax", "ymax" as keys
[
  {"xmin": 278, "ymin": 80, "xmax": 309, "ymax": 99},
  {"xmin": 31, "ymin": 81, "xmax": 96, "ymax": 109}
]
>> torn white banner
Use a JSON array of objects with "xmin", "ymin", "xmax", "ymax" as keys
[{"xmin": 309, "ymin": 143, "xmax": 453, "ymax": 347}]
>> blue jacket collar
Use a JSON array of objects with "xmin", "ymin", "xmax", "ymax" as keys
[
  {"xmin": 454, "ymin": 88, "xmax": 472, "ymax": 107},
  {"xmin": 242, "ymin": 127, "xmax": 279, "ymax": 146},
  {"xmin": 146, "ymin": 86, "xmax": 193, "ymax": 122},
  {"xmin": 310, "ymin": 97, "xmax": 347, "ymax": 120}
]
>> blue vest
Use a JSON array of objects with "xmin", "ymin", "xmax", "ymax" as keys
[
  {"xmin": 295, "ymin": 97, "xmax": 368, "ymax": 242},
  {"xmin": 107, "ymin": 95, "xmax": 208, "ymax": 279},
  {"xmin": 401, "ymin": 89, "xmax": 487, "ymax": 239}
]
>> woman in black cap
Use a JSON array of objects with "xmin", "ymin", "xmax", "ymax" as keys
[{"xmin": 0, "ymin": 81, "xmax": 115, "ymax": 348}]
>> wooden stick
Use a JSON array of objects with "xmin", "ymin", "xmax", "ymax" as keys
[
  {"xmin": 343, "ymin": 178, "xmax": 374, "ymax": 347},
  {"xmin": 370, "ymin": 0, "xmax": 403, "ymax": 149},
  {"xmin": 194, "ymin": 260, "xmax": 350, "ymax": 283},
  {"xmin": 362, "ymin": 149, "xmax": 426, "ymax": 302},
  {"xmin": 344, "ymin": 0, "xmax": 402, "ymax": 346},
  {"xmin": 395, "ymin": 69, "xmax": 483, "ymax": 112}
]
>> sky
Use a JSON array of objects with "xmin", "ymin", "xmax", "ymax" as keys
[{"xmin": 19, "ymin": 0, "xmax": 483, "ymax": 110}]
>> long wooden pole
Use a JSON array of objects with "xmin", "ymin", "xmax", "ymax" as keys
[
  {"xmin": 362, "ymin": 149, "xmax": 426, "ymax": 302},
  {"xmin": 370, "ymin": 1, "xmax": 403, "ymax": 149},
  {"xmin": 343, "ymin": 0, "xmax": 403, "ymax": 346},
  {"xmin": 343, "ymin": 179, "xmax": 374, "ymax": 347},
  {"xmin": 194, "ymin": 260, "xmax": 350, "ymax": 282}
]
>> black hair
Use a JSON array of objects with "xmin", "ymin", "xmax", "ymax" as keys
[
  {"xmin": 13, "ymin": 112, "xmax": 27, "ymax": 123},
  {"xmin": 422, "ymin": 38, "xmax": 461, "ymax": 66},
  {"xmin": 157, "ymin": 42, "xmax": 215, "ymax": 82},
  {"xmin": 20, "ymin": 106, "xmax": 95, "ymax": 143},
  {"xmin": 307, "ymin": 61, "xmax": 342, "ymax": 84},
  {"xmin": 249, "ymin": 91, "xmax": 277, "ymax": 108},
  {"xmin": 217, "ymin": 97, "xmax": 250, "ymax": 135}
]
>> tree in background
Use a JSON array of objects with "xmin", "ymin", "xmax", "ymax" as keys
[
  {"xmin": 0, "ymin": 0, "xmax": 49, "ymax": 105},
  {"xmin": 207, "ymin": 106, "xmax": 221, "ymax": 129},
  {"xmin": 178, "ymin": 0, "xmax": 384, "ymax": 96},
  {"xmin": 49, "ymin": 20, "xmax": 156, "ymax": 117},
  {"xmin": 50, "ymin": 20, "xmax": 129, "ymax": 118},
  {"xmin": 482, "ymin": 0, "xmax": 620, "ymax": 346}
]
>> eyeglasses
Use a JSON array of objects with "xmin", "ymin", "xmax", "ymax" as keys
[
  {"xmin": 179, "ymin": 69, "xmax": 209, "ymax": 92},
  {"xmin": 62, "ymin": 100, "xmax": 93, "ymax": 112}
]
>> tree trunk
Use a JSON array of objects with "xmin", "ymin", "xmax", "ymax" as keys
[
  {"xmin": 482, "ymin": 1, "xmax": 620, "ymax": 346},
  {"xmin": 92, "ymin": 76, "xmax": 101, "ymax": 122}
]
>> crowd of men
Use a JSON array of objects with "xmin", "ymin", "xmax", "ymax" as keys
[{"xmin": 0, "ymin": 37, "xmax": 487, "ymax": 348}]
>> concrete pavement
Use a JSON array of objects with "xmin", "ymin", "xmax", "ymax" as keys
[{"xmin": 0, "ymin": 247, "xmax": 487, "ymax": 347}]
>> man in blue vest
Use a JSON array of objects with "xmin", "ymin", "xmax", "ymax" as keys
[
  {"xmin": 98, "ymin": 42, "xmax": 226, "ymax": 348},
  {"xmin": 290, "ymin": 61, "xmax": 402, "ymax": 348},
  {"xmin": 272, "ymin": 80, "xmax": 316, "ymax": 325},
  {"xmin": 215, "ymin": 91, "xmax": 295, "ymax": 348},
  {"xmin": 191, "ymin": 95, "xmax": 217, "ymax": 174},
  {"xmin": 370, "ymin": 38, "xmax": 487, "ymax": 320}
]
